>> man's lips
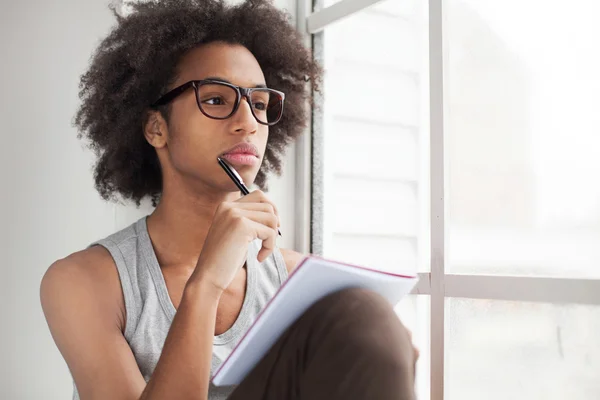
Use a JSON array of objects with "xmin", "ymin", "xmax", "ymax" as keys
[
  {"xmin": 221, "ymin": 142, "xmax": 260, "ymax": 166},
  {"xmin": 222, "ymin": 142, "xmax": 259, "ymax": 157},
  {"xmin": 220, "ymin": 153, "xmax": 259, "ymax": 166}
]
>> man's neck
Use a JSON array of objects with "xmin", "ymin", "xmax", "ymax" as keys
[{"xmin": 146, "ymin": 184, "xmax": 240, "ymax": 270}]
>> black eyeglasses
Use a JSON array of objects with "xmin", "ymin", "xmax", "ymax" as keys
[{"xmin": 150, "ymin": 80, "xmax": 285, "ymax": 126}]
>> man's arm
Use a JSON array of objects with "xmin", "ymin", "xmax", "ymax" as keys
[
  {"xmin": 40, "ymin": 247, "xmax": 147, "ymax": 400},
  {"xmin": 40, "ymin": 246, "xmax": 220, "ymax": 400}
]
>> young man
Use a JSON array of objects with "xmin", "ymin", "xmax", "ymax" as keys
[{"xmin": 40, "ymin": 1, "xmax": 418, "ymax": 399}]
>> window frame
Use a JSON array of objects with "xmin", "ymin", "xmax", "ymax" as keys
[{"xmin": 299, "ymin": 0, "xmax": 600, "ymax": 399}]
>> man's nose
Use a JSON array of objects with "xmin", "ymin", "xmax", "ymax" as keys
[{"xmin": 232, "ymin": 96, "xmax": 259, "ymax": 133}]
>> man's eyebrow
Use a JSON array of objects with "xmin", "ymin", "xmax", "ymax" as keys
[{"xmin": 203, "ymin": 76, "xmax": 267, "ymax": 88}]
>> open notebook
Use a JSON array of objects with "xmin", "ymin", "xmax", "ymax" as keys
[{"xmin": 212, "ymin": 255, "xmax": 418, "ymax": 386}]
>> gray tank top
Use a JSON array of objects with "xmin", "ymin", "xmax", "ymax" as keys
[{"xmin": 72, "ymin": 216, "xmax": 288, "ymax": 400}]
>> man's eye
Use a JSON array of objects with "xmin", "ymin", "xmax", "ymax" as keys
[
  {"xmin": 203, "ymin": 97, "xmax": 225, "ymax": 105},
  {"xmin": 253, "ymin": 101, "xmax": 267, "ymax": 111}
]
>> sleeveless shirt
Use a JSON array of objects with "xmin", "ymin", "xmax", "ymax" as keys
[{"xmin": 72, "ymin": 216, "xmax": 288, "ymax": 400}]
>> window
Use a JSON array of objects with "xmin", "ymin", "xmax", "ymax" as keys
[
  {"xmin": 317, "ymin": 0, "xmax": 429, "ymax": 276},
  {"xmin": 302, "ymin": 0, "xmax": 600, "ymax": 398},
  {"xmin": 446, "ymin": 0, "xmax": 600, "ymax": 280}
]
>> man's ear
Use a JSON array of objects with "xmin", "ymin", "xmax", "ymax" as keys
[{"xmin": 143, "ymin": 110, "xmax": 169, "ymax": 149}]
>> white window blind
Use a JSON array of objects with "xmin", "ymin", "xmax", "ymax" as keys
[
  {"xmin": 315, "ymin": 2, "xmax": 432, "ymax": 397},
  {"xmin": 320, "ymin": 0, "xmax": 430, "ymax": 277}
]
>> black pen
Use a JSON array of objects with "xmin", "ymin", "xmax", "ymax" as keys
[{"xmin": 217, "ymin": 157, "xmax": 282, "ymax": 237}]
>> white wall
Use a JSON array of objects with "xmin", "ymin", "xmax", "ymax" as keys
[{"xmin": 0, "ymin": 0, "xmax": 298, "ymax": 398}]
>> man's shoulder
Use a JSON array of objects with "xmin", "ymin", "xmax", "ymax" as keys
[
  {"xmin": 278, "ymin": 248, "xmax": 305, "ymax": 275},
  {"xmin": 44, "ymin": 245, "xmax": 116, "ymax": 283},
  {"xmin": 41, "ymin": 245, "xmax": 126, "ymax": 330}
]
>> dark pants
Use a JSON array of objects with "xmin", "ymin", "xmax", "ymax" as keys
[{"xmin": 228, "ymin": 288, "xmax": 417, "ymax": 400}]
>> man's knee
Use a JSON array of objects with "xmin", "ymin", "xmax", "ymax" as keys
[
  {"xmin": 311, "ymin": 288, "xmax": 416, "ymax": 379},
  {"xmin": 317, "ymin": 287, "xmax": 399, "ymax": 326},
  {"xmin": 315, "ymin": 288, "xmax": 412, "ymax": 348},
  {"xmin": 320, "ymin": 287, "xmax": 389, "ymax": 309}
]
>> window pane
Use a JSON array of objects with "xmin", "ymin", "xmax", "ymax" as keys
[
  {"xmin": 319, "ymin": 0, "xmax": 430, "ymax": 275},
  {"xmin": 446, "ymin": 298, "xmax": 600, "ymax": 400},
  {"xmin": 396, "ymin": 295, "xmax": 430, "ymax": 400},
  {"xmin": 445, "ymin": 0, "xmax": 600, "ymax": 277}
]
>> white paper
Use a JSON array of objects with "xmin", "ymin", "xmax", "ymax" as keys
[{"xmin": 212, "ymin": 256, "xmax": 418, "ymax": 386}]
